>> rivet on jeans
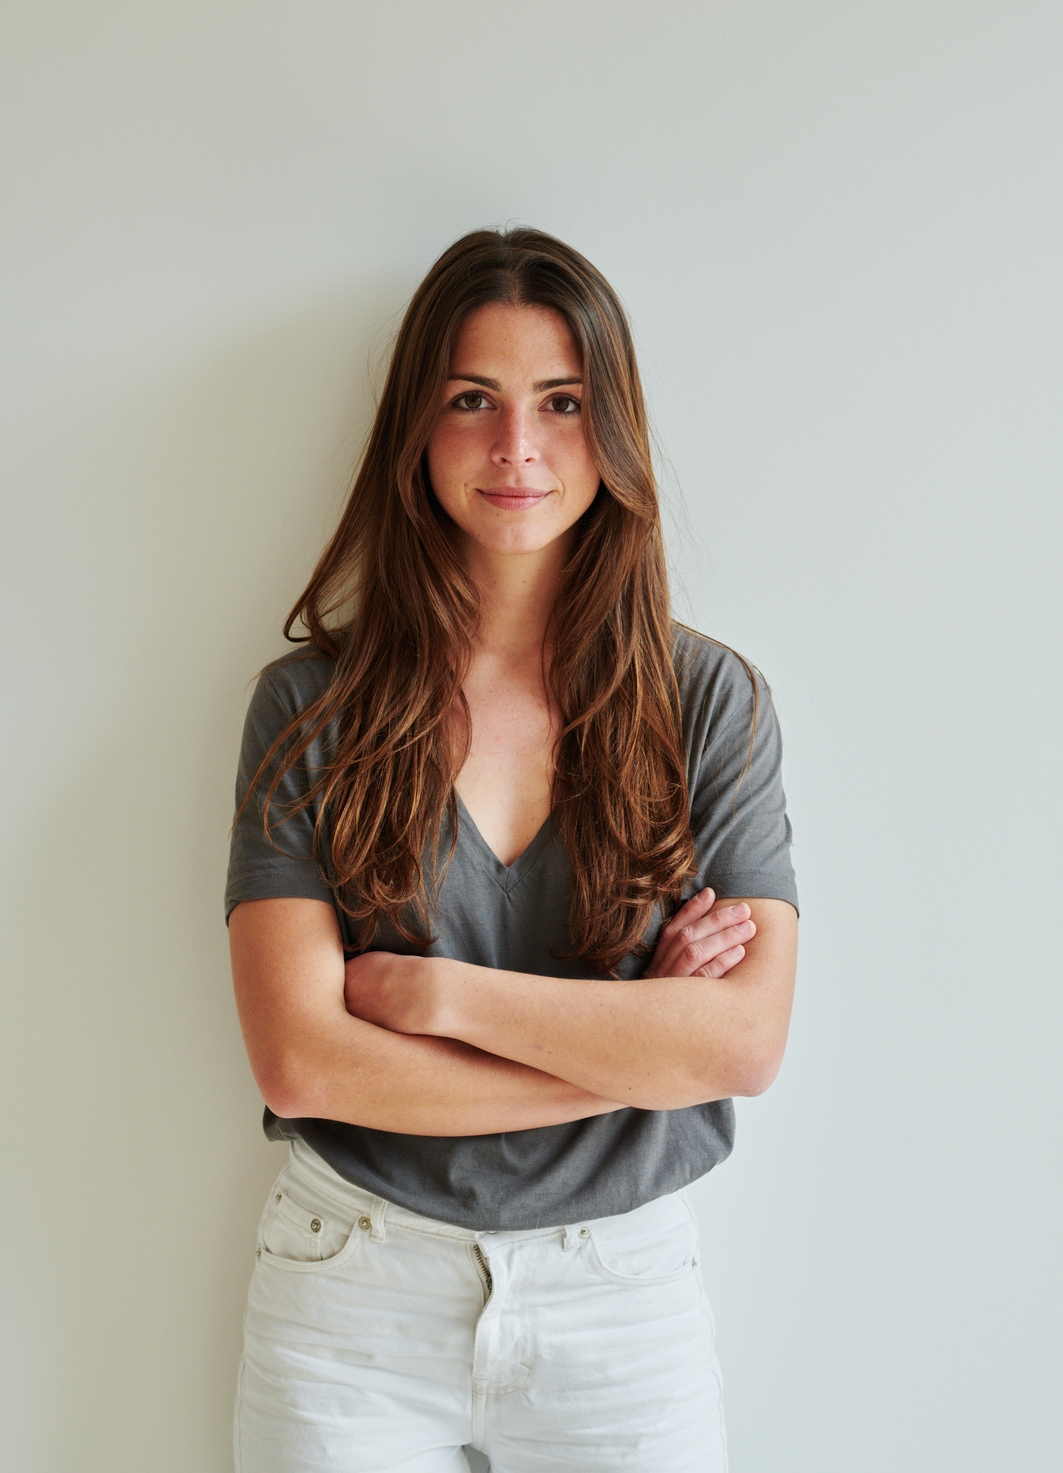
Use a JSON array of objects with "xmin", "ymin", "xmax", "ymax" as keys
[
  {"xmin": 578, "ymin": 1227, "xmax": 590, "ymax": 1239},
  {"xmin": 358, "ymin": 1215, "xmax": 372, "ymax": 1231},
  {"xmin": 310, "ymin": 1218, "xmax": 322, "ymax": 1233}
]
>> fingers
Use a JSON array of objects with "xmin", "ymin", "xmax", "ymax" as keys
[
  {"xmin": 646, "ymin": 892, "xmax": 760, "ymax": 978},
  {"xmin": 684, "ymin": 900, "xmax": 752, "ymax": 942},
  {"xmin": 660, "ymin": 896, "xmax": 753, "ymax": 948},
  {"xmin": 657, "ymin": 888, "xmax": 716, "ymax": 945},
  {"xmin": 645, "ymin": 890, "xmax": 715, "ymax": 978},
  {"xmin": 656, "ymin": 888, "xmax": 725, "ymax": 949},
  {"xmin": 695, "ymin": 944, "xmax": 746, "ymax": 978},
  {"xmin": 672, "ymin": 919, "xmax": 754, "ymax": 974},
  {"xmin": 654, "ymin": 898, "xmax": 756, "ymax": 976}
]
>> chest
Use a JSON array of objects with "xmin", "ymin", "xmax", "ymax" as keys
[{"xmin": 453, "ymin": 653, "xmax": 559, "ymax": 867}]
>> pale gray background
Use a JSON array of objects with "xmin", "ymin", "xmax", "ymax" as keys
[{"xmin": 2, "ymin": 4, "xmax": 1060, "ymax": 1470}]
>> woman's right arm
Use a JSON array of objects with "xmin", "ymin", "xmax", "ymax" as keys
[{"xmin": 229, "ymin": 896, "xmax": 624, "ymax": 1136}]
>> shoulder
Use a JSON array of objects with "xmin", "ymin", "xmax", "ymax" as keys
[
  {"xmin": 252, "ymin": 644, "xmax": 336, "ymax": 716},
  {"xmin": 671, "ymin": 623, "xmax": 765, "ymax": 730},
  {"xmin": 238, "ymin": 646, "xmax": 337, "ymax": 762}
]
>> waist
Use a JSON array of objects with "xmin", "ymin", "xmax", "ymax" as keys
[{"xmin": 288, "ymin": 1136, "xmax": 692, "ymax": 1246}]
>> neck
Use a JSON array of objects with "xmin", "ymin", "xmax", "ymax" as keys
[{"xmin": 463, "ymin": 532, "xmax": 576, "ymax": 658}]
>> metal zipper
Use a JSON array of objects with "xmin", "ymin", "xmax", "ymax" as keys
[{"xmin": 472, "ymin": 1242, "xmax": 493, "ymax": 1305}]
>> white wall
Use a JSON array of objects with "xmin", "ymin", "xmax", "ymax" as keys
[{"xmin": 2, "ymin": 4, "xmax": 1059, "ymax": 1469}]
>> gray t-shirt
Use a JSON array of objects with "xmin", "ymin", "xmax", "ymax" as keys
[{"xmin": 225, "ymin": 626, "xmax": 797, "ymax": 1229}]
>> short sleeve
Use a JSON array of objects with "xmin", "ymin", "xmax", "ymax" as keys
[
  {"xmin": 224, "ymin": 659, "xmax": 337, "ymax": 920},
  {"xmin": 681, "ymin": 640, "xmax": 798, "ymax": 912}
]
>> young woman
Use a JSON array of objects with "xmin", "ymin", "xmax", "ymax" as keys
[{"xmin": 226, "ymin": 228, "xmax": 798, "ymax": 1473}]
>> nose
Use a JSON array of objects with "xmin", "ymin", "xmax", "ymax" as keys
[{"xmin": 490, "ymin": 403, "xmax": 539, "ymax": 468}]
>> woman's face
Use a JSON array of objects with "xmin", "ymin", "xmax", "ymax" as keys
[{"xmin": 426, "ymin": 301, "xmax": 602, "ymax": 560}]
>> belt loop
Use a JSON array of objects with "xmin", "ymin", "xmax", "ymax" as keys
[
  {"xmin": 562, "ymin": 1224, "xmax": 580, "ymax": 1251},
  {"xmin": 370, "ymin": 1196, "xmax": 388, "ymax": 1241}
]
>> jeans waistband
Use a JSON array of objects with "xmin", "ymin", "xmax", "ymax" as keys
[
  {"xmin": 287, "ymin": 1137, "xmax": 688, "ymax": 1245},
  {"xmin": 287, "ymin": 1139, "xmax": 555, "ymax": 1243}
]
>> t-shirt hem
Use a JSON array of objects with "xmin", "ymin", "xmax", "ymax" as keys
[
  {"xmin": 703, "ymin": 869, "xmax": 799, "ymax": 913},
  {"xmin": 271, "ymin": 1114, "xmax": 737, "ymax": 1232},
  {"xmin": 224, "ymin": 865, "xmax": 334, "ymax": 920}
]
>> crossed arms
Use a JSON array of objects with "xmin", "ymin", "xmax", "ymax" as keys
[{"xmin": 229, "ymin": 891, "xmax": 797, "ymax": 1137}]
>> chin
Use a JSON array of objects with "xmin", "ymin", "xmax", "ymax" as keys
[{"xmin": 473, "ymin": 524, "xmax": 566, "ymax": 557}]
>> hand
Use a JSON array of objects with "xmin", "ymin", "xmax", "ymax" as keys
[
  {"xmin": 343, "ymin": 951, "xmax": 439, "ymax": 1035},
  {"xmin": 644, "ymin": 889, "xmax": 756, "ymax": 980}
]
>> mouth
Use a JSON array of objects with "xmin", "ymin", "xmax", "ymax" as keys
[{"xmin": 477, "ymin": 486, "xmax": 553, "ymax": 511}]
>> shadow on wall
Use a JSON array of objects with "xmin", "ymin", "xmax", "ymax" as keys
[{"xmin": 2, "ymin": 275, "xmax": 412, "ymax": 1472}]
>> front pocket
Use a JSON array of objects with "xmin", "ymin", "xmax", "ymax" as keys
[
  {"xmin": 256, "ymin": 1169, "xmax": 364, "ymax": 1273},
  {"xmin": 584, "ymin": 1196, "xmax": 700, "ymax": 1286}
]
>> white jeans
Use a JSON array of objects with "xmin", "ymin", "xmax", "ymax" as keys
[{"xmin": 235, "ymin": 1140, "xmax": 727, "ymax": 1472}]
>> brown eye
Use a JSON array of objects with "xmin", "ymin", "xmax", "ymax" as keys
[
  {"xmin": 548, "ymin": 395, "xmax": 580, "ymax": 414},
  {"xmin": 454, "ymin": 392, "xmax": 489, "ymax": 411}
]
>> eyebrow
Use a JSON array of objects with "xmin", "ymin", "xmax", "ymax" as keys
[{"xmin": 448, "ymin": 374, "xmax": 583, "ymax": 392}]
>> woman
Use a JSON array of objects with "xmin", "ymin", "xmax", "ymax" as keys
[{"xmin": 227, "ymin": 227, "xmax": 798, "ymax": 1473}]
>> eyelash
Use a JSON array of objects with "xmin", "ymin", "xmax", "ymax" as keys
[{"xmin": 451, "ymin": 392, "xmax": 581, "ymax": 415}]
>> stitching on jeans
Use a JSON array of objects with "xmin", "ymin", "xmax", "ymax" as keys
[{"xmin": 233, "ymin": 1356, "xmax": 245, "ymax": 1473}]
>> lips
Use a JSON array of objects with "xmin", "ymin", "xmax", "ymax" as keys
[{"xmin": 478, "ymin": 487, "xmax": 552, "ymax": 511}]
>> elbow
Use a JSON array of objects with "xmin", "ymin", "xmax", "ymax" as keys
[
  {"xmin": 259, "ymin": 1080, "xmax": 308, "ymax": 1121},
  {"xmin": 253, "ymin": 1048, "xmax": 327, "ymax": 1121},
  {"xmin": 725, "ymin": 1023, "xmax": 789, "ymax": 1096},
  {"xmin": 256, "ymin": 1069, "xmax": 307, "ymax": 1121},
  {"xmin": 720, "ymin": 1006, "xmax": 791, "ymax": 1098},
  {"xmin": 727, "ymin": 1047, "xmax": 784, "ymax": 1098},
  {"xmin": 638, "ymin": 1040, "xmax": 786, "ymax": 1110}
]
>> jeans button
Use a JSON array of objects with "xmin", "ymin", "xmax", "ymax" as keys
[{"xmin": 310, "ymin": 1218, "xmax": 322, "ymax": 1234}]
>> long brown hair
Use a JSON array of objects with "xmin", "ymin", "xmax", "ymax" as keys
[{"xmin": 255, "ymin": 227, "xmax": 697, "ymax": 973}]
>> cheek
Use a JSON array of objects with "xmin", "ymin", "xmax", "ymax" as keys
[
  {"xmin": 559, "ymin": 435, "xmax": 602, "ymax": 505},
  {"xmin": 425, "ymin": 426, "xmax": 462, "ymax": 491},
  {"xmin": 426, "ymin": 424, "xmax": 492, "ymax": 513}
]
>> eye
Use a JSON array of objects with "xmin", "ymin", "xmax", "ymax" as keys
[
  {"xmin": 546, "ymin": 394, "xmax": 581, "ymax": 415},
  {"xmin": 452, "ymin": 391, "xmax": 491, "ymax": 411}
]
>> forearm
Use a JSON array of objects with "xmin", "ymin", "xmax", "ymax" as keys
[
  {"xmin": 272, "ymin": 1016, "xmax": 624, "ymax": 1136},
  {"xmin": 230, "ymin": 897, "xmax": 624, "ymax": 1136},
  {"xmin": 424, "ymin": 966, "xmax": 739, "ymax": 1109},
  {"xmin": 423, "ymin": 903, "xmax": 797, "ymax": 1110}
]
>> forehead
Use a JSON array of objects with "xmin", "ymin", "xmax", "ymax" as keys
[{"xmin": 449, "ymin": 302, "xmax": 581, "ymax": 374}]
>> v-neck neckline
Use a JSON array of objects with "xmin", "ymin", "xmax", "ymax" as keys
[{"xmin": 453, "ymin": 791, "xmax": 557, "ymax": 893}]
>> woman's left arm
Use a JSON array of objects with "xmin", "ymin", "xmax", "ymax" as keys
[{"xmin": 345, "ymin": 897, "xmax": 797, "ymax": 1110}]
